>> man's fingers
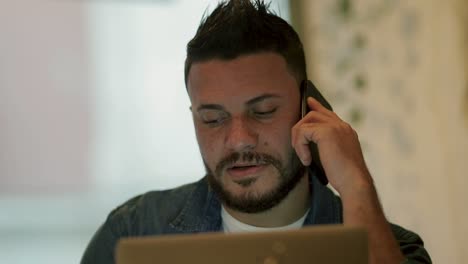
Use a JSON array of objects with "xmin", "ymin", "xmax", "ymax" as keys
[
  {"xmin": 296, "ymin": 143, "xmax": 311, "ymax": 166},
  {"xmin": 302, "ymin": 110, "xmax": 330, "ymax": 124},
  {"xmin": 292, "ymin": 98, "xmax": 340, "ymax": 166},
  {"xmin": 307, "ymin": 97, "xmax": 336, "ymax": 118},
  {"xmin": 292, "ymin": 123, "xmax": 322, "ymax": 166}
]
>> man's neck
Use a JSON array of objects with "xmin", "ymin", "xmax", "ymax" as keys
[{"xmin": 223, "ymin": 173, "xmax": 310, "ymax": 227}]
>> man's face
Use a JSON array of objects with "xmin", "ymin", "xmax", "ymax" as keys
[{"xmin": 187, "ymin": 52, "xmax": 304, "ymax": 213}]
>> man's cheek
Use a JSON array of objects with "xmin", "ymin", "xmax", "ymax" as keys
[{"xmin": 200, "ymin": 148, "xmax": 221, "ymax": 173}]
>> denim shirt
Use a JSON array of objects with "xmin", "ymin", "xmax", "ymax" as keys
[{"xmin": 81, "ymin": 175, "xmax": 431, "ymax": 264}]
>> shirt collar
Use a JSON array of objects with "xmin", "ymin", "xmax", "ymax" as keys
[{"xmin": 169, "ymin": 177, "xmax": 222, "ymax": 233}]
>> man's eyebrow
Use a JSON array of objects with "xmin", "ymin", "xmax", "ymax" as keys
[
  {"xmin": 196, "ymin": 104, "xmax": 225, "ymax": 112},
  {"xmin": 246, "ymin": 94, "xmax": 281, "ymax": 106},
  {"xmin": 196, "ymin": 94, "xmax": 280, "ymax": 112}
]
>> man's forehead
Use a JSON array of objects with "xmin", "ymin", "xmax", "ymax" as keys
[
  {"xmin": 189, "ymin": 52, "xmax": 289, "ymax": 76},
  {"xmin": 187, "ymin": 53, "xmax": 297, "ymax": 101}
]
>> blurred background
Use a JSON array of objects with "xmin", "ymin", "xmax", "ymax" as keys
[{"xmin": 0, "ymin": 0, "xmax": 466, "ymax": 263}]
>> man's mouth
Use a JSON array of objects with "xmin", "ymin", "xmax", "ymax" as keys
[
  {"xmin": 226, "ymin": 163, "xmax": 268, "ymax": 178},
  {"xmin": 229, "ymin": 164, "xmax": 258, "ymax": 169}
]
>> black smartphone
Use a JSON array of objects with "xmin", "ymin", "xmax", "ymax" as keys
[{"xmin": 300, "ymin": 80, "xmax": 333, "ymax": 185}]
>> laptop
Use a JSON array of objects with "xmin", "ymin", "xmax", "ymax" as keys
[{"xmin": 116, "ymin": 225, "xmax": 368, "ymax": 264}]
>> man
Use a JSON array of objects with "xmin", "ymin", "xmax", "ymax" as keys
[{"xmin": 81, "ymin": 1, "xmax": 431, "ymax": 263}]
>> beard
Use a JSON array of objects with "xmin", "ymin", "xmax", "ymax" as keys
[{"xmin": 205, "ymin": 149, "xmax": 305, "ymax": 214}]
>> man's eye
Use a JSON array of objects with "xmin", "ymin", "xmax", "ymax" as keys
[
  {"xmin": 253, "ymin": 108, "xmax": 277, "ymax": 117},
  {"xmin": 200, "ymin": 112, "xmax": 229, "ymax": 125},
  {"xmin": 203, "ymin": 117, "xmax": 226, "ymax": 125}
]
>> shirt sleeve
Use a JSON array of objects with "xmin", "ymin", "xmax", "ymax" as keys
[
  {"xmin": 81, "ymin": 194, "xmax": 146, "ymax": 264},
  {"xmin": 390, "ymin": 223, "xmax": 432, "ymax": 264},
  {"xmin": 80, "ymin": 217, "xmax": 121, "ymax": 264}
]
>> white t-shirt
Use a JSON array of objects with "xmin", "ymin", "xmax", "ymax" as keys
[{"xmin": 221, "ymin": 206, "xmax": 309, "ymax": 233}]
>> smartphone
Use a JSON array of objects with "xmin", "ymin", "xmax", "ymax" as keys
[{"xmin": 300, "ymin": 80, "xmax": 333, "ymax": 185}]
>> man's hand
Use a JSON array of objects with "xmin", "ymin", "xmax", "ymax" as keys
[
  {"xmin": 291, "ymin": 97, "xmax": 405, "ymax": 264},
  {"xmin": 291, "ymin": 97, "xmax": 372, "ymax": 198}
]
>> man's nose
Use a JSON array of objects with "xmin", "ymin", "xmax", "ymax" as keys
[{"xmin": 225, "ymin": 117, "xmax": 258, "ymax": 152}]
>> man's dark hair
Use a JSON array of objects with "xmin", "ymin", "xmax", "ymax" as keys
[{"xmin": 184, "ymin": 0, "xmax": 307, "ymax": 87}]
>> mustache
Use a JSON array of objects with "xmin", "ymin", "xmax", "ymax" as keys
[{"xmin": 214, "ymin": 152, "xmax": 280, "ymax": 177}]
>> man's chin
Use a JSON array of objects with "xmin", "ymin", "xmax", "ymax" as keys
[
  {"xmin": 231, "ymin": 177, "xmax": 258, "ymax": 187},
  {"xmin": 207, "ymin": 173, "xmax": 301, "ymax": 214}
]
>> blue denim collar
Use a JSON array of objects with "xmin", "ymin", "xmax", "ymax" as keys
[{"xmin": 169, "ymin": 177, "xmax": 223, "ymax": 233}]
